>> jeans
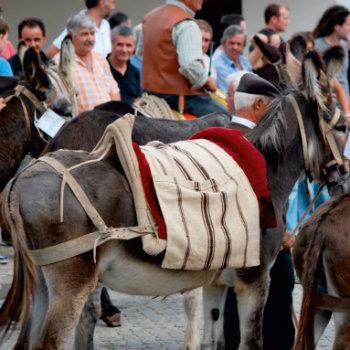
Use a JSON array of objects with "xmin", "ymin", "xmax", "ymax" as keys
[
  {"xmin": 224, "ymin": 250, "xmax": 295, "ymax": 350},
  {"xmin": 146, "ymin": 92, "xmax": 227, "ymax": 117}
]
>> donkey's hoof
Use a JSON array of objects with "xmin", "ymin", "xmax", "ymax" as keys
[{"xmin": 101, "ymin": 312, "xmax": 122, "ymax": 327}]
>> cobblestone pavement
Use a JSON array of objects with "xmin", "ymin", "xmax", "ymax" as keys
[{"xmin": 0, "ymin": 243, "xmax": 335, "ymax": 350}]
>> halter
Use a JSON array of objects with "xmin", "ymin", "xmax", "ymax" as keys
[
  {"xmin": 3, "ymin": 84, "xmax": 58, "ymax": 142},
  {"xmin": 283, "ymin": 94, "xmax": 348, "ymax": 247},
  {"xmin": 287, "ymin": 94, "xmax": 346, "ymax": 181}
]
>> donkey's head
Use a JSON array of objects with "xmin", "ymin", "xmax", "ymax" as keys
[
  {"xmin": 22, "ymin": 47, "xmax": 73, "ymax": 118},
  {"xmin": 300, "ymin": 47, "xmax": 348, "ymax": 187}
]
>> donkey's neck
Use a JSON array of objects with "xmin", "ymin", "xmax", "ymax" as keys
[{"xmin": 266, "ymin": 143, "xmax": 305, "ymax": 210}]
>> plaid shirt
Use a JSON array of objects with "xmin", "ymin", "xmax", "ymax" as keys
[{"xmin": 63, "ymin": 51, "xmax": 120, "ymax": 114}]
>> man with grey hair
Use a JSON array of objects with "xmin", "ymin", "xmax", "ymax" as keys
[
  {"xmin": 54, "ymin": 13, "xmax": 120, "ymax": 114},
  {"xmin": 213, "ymin": 24, "xmax": 252, "ymax": 93},
  {"xmin": 107, "ymin": 25, "xmax": 142, "ymax": 105},
  {"xmin": 46, "ymin": 0, "xmax": 115, "ymax": 58},
  {"xmin": 224, "ymin": 72, "xmax": 296, "ymax": 350}
]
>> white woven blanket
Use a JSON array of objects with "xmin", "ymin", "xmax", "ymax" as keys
[{"xmin": 141, "ymin": 139, "xmax": 260, "ymax": 271}]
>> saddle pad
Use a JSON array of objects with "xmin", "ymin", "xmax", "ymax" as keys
[{"xmin": 134, "ymin": 136, "xmax": 262, "ymax": 271}]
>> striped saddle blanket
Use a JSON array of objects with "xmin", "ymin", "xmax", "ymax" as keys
[
  {"xmin": 92, "ymin": 114, "xmax": 276, "ymax": 271},
  {"xmin": 133, "ymin": 128, "xmax": 276, "ymax": 271}
]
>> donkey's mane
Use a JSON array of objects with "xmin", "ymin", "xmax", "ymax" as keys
[{"xmin": 247, "ymin": 88, "xmax": 298, "ymax": 167}]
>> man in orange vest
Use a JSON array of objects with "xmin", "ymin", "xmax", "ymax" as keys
[{"xmin": 142, "ymin": 0, "xmax": 227, "ymax": 117}]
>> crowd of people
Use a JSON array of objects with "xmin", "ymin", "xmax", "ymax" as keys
[{"xmin": 0, "ymin": 1, "xmax": 350, "ymax": 349}]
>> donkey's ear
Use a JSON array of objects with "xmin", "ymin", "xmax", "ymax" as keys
[
  {"xmin": 252, "ymin": 35, "xmax": 281, "ymax": 63},
  {"xmin": 289, "ymin": 35, "xmax": 307, "ymax": 62},
  {"xmin": 59, "ymin": 34, "xmax": 75, "ymax": 80},
  {"xmin": 322, "ymin": 45, "xmax": 345, "ymax": 82},
  {"xmin": 22, "ymin": 47, "xmax": 51, "ymax": 90},
  {"xmin": 284, "ymin": 42, "xmax": 302, "ymax": 84},
  {"xmin": 17, "ymin": 41, "xmax": 28, "ymax": 66},
  {"xmin": 302, "ymin": 50, "xmax": 326, "ymax": 108}
]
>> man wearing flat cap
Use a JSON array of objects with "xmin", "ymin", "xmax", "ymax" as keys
[
  {"xmin": 224, "ymin": 72, "xmax": 296, "ymax": 350},
  {"xmin": 226, "ymin": 71, "xmax": 279, "ymax": 132}
]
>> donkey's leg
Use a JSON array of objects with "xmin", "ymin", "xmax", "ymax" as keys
[
  {"xmin": 235, "ymin": 274, "xmax": 269, "ymax": 350},
  {"xmin": 73, "ymin": 284, "xmax": 103, "ymax": 350},
  {"xmin": 183, "ymin": 288, "xmax": 203, "ymax": 350},
  {"xmin": 201, "ymin": 285, "xmax": 228, "ymax": 350},
  {"xmin": 33, "ymin": 259, "xmax": 98, "ymax": 350}
]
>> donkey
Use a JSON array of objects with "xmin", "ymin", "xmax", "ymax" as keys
[
  {"xmin": 0, "ymin": 46, "xmax": 74, "ymax": 192},
  {"xmin": 0, "ymin": 48, "xmax": 347, "ymax": 350},
  {"xmin": 293, "ymin": 193, "xmax": 350, "ymax": 350}
]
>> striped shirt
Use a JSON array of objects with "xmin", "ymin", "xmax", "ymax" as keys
[{"xmin": 68, "ymin": 51, "xmax": 120, "ymax": 114}]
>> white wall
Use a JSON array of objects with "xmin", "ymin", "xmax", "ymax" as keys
[
  {"xmin": 2, "ymin": 0, "xmax": 348, "ymax": 52},
  {"xmin": 1, "ymin": 0, "xmax": 162, "ymax": 50},
  {"xmin": 242, "ymin": 0, "xmax": 336, "ymax": 43}
]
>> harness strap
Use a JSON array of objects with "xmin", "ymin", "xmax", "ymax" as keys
[
  {"xmin": 3, "ymin": 85, "xmax": 32, "ymax": 142},
  {"xmin": 316, "ymin": 293, "xmax": 350, "ymax": 313},
  {"xmin": 319, "ymin": 108, "xmax": 344, "ymax": 168},
  {"xmin": 39, "ymin": 156, "xmax": 109, "ymax": 234},
  {"xmin": 31, "ymin": 225, "xmax": 154, "ymax": 266},
  {"xmin": 287, "ymin": 94, "xmax": 311, "ymax": 179}
]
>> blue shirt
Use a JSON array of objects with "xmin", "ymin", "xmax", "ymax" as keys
[
  {"xmin": 213, "ymin": 50, "xmax": 252, "ymax": 93},
  {"xmin": 0, "ymin": 57, "xmax": 13, "ymax": 76}
]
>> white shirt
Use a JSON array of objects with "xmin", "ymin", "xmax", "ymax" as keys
[
  {"xmin": 52, "ymin": 9, "xmax": 111, "ymax": 57},
  {"xmin": 231, "ymin": 116, "xmax": 256, "ymax": 129},
  {"xmin": 203, "ymin": 54, "xmax": 217, "ymax": 80}
]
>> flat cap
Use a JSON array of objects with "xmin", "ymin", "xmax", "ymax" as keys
[{"xmin": 236, "ymin": 73, "xmax": 279, "ymax": 97}]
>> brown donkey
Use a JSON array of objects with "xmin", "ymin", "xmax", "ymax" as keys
[{"xmin": 293, "ymin": 193, "xmax": 350, "ymax": 350}]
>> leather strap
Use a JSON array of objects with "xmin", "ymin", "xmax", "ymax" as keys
[
  {"xmin": 31, "ymin": 225, "xmax": 153, "ymax": 266},
  {"xmin": 317, "ymin": 293, "xmax": 350, "ymax": 313},
  {"xmin": 287, "ymin": 94, "xmax": 310, "ymax": 179}
]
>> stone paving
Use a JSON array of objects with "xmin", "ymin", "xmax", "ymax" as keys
[{"xmin": 0, "ymin": 242, "xmax": 335, "ymax": 350}]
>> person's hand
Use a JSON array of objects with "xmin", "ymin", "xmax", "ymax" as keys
[
  {"xmin": 280, "ymin": 230, "xmax": 296, "ymax": 250},
  {"xmin": 204, "ymin": 77, "xmax": 217, "ymax": 92},
  {"xmin": 0, "ymin": 98, "xmax": 7, "ymax": 112}
]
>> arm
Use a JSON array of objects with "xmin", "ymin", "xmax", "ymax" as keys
[
  {"xmin": 46, "ymin": 29, "xmax": 68, "ymax": 58},
  {"xmin": 172, "ymin": 20, "xmax": 214, "ymax": 91}
]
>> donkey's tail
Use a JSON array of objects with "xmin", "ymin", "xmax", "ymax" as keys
[
  {"xmin": 293, "ymin": 196, "xmax": 343, "ymax": 350},
  {"xmin": 0, "ymin": 177, "xmax": 39, "ymax": 340}
]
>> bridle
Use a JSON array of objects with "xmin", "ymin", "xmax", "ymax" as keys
[
  {"xmin": 284, "ymin": 94, "xmax": 348, "ymax": 243},
  {"xmin": 2, "ymin": 84, "xmax": 58, "ymax": 143},
  {"xmin": 46, "ymin": 65, "xmax": 78, "ymax": 117},
  {"xmin": 287, "ymin": 94, "xmax": 347, "ymax": 181}
]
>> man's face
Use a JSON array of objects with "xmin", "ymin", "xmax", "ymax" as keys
[
  {"xmin": 182, "ymin": 0, "xmax": 204, "ymax": 12},
  {"xmin": 223, "ymin": 34, "xmax": 245, "ymax": 61},
  {"xmin": 71, "ymin": 27, "xmax": 95, "ymax": 57},
  {"xmin": 226, "ymin": 83, "xmax": 235, "ymax": 114},
  {"xmin": 201, "ymin": 30, "xmax": 211, "ymax": 54},
  {"xmin": 19, "ymin": 25, "xmax": 46, "ymax": 55},
  {"xmin": 274, "ymin": 7, "xmax": 289, "ymax": 32},
  {"xmin": 111, "ymin": 35, "xmax": 134, "ymax": 63},
  {"xmin": 335, "ymin": 15, "xmax": 350, "ymax": 41}
]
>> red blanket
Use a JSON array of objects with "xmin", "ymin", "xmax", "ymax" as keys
[{"xmin": 133, "ymin": 127, "xmax": 277, "ymax": 240}]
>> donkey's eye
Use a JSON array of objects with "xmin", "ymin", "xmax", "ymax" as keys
[{"xmin": 334, "ymin": 125, "xmax": 347, "ymax": 133}]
